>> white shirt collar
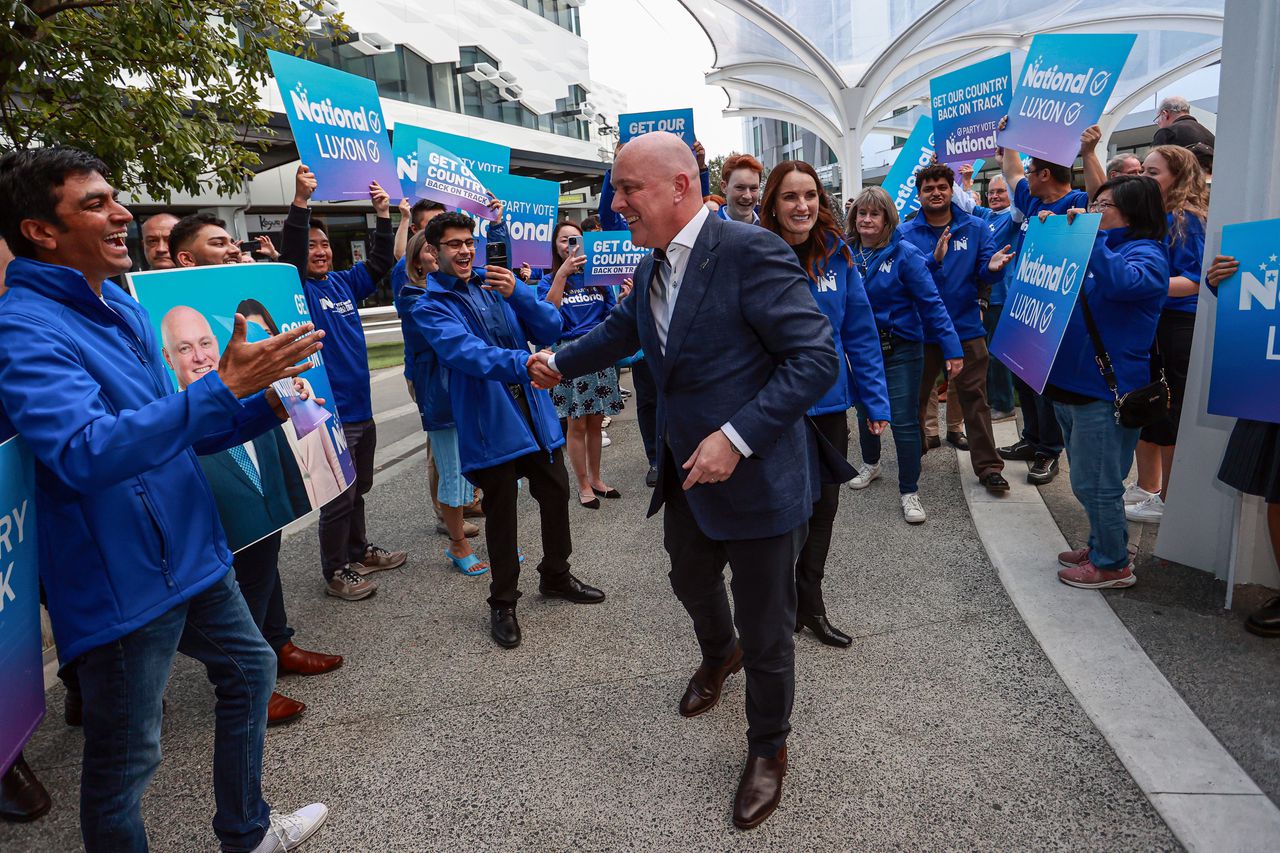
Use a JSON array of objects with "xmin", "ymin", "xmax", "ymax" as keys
[{"xmin": 664, "ymin": 204, "xmax": 710, "ymax": 261}]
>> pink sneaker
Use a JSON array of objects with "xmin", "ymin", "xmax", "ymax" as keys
[
  {"xmin": 1058, "ymin": 547, "xmax": 1090, "ymax": 568},
  {"xmin": 1057, "ymin": 560, "xmax": 1136, "ymax": 589}
]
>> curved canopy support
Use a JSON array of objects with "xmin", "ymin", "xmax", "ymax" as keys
[
  {"xmin": 708, "ymin": 61, "xmax": 846, "ymax": 128},
  {"xmin": 721, "ymin": 79, "xmax": 845, "ymax": 148}
]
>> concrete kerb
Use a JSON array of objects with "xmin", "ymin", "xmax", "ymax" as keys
[{"xmin": 960, "ymin": 419, "xmax": 1280, "ymax": 852}]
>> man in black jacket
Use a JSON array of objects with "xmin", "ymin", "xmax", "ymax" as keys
[{"xmin": 1152, "ymin": 96, "xmax": 1215, "ymax": 149}]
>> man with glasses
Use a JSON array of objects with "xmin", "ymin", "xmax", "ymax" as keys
[{"xmin": 1152, "ymin": 95, "xmax": 1215, "ymax": 149}]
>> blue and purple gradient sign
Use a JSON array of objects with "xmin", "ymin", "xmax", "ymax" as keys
[
  {"xmin": 392, "ymin": 124, "xmax": 510, "ymax": 201},
  {"xmin": 584, "ymin": 231, "xmax": 649, "ymax": 288},
  {"xmin": 998, "ymin": 33, "xmax": 1136, "ymax": 168},
  {"xmin": 267, "ymin": 50, "xmax": 398, "ymax": 201},
  {"xmin": 992, "ymin": 213, "xmax": 1101, "ymax": 393},
  {"xmin": 619, "ymin": 108, "xmax": 696, "ymax": 146},
  {"xmin": 931, "ymin": 54, "xmax": 1011, "ymax": 164},
  {"xmin": 882, "ymin": 116, "xmax": 935, "ymax": 216},
  {"xmin": 416, "ymin": 140, "xmax": 498, "ymax": 221},
  {"xmin": 0, "ymin": 435, "xmax": 43, "ymax": 776},
  {"xmin": 484, "ymin": 172, "xmax": 559, "ymax": 269},
  {"xmin": 1209, "ymin": 218, "xmax": 1280, "ymax": 423}
]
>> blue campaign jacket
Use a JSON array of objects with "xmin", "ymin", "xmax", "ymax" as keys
[
  {"xmin": 0, "ymin": 257, "xmax": 280, "ymax": 663},
  {"xmin": 898, "ymin": 203, "xmax": 1002, "ymax": 341},
  {"xmin": 856, "ymin": 233, "xmax": 963, "ymax": 360},
  {"xmin": 1163, "ymin": 211, "xmax": 1206, "ymax": 314},
  {"xmin": 1047, "ymin": 228, "xmax": 1169, "ymax": 400},
  {"xmin": 972, "ymin": 206, "xmax": 1021, "ymax": 305},
  {"xmin": 395, "ymin": 282, "xmax": 453, "ymax": 431},
  {"xmin": 804, "ymin": 241, "xmax": 891, "ymax": 421},
  {"xmin": 413, "ymin": 271, "xmax": 563, "ymax": 474},
  {"xmin": 536, "ymin": 271, "xmax": 615, "ymax": 340}
]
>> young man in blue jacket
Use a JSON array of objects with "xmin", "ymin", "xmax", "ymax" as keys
[
  {"xmin": 282, "ymin": 164, "xmax": 408, "ymax": 601},
  {"xmin": 899, "ymin": 163, "xmax": 1015, "ymax": 494},
  {"xmin": 414, "ymin": 212, "xmax": 606, "ymax": 649},
  {"xmin": 0, "ymin": 147, "xmax": 329, "ymax": 852}
]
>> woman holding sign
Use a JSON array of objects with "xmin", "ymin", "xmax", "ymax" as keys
[
  {"xmin": 537, "ymin": 221, "xmax": 626, "ymax": 509},
  {"xmin": 760, "ymin": 161, "xmax": 891, "ymax": 647}
]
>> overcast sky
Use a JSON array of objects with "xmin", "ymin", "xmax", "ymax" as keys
[{"xmin": 580, "ymin": 0, "xmax": 745, "ymax": 158}]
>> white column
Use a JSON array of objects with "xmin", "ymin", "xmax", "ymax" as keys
[{"xmin": 1155, "ymin": 0, "xmax": 1280, "ymax": 595}]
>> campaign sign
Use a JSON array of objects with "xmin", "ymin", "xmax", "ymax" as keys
[
  {"xmin": 416, "ymin": 140, "xmax": 498, "ymax": 221},
  {"xmin": 882, "ymin": 115, "xmax": 935, "ymax": 216},
  {"xmin": 1208, "ymin": 218, "xmax": 1280, "ymax": 423},
  {"xmin": 998, "ymin": 33, "xmax": 1136, "ymax": 167},
  {"xmin": 127, "ymin": 263, "xmax": 356, "ymax": 550},
  {"xmin": 931, "ymin": 54, "xmax": 1012, "ymax": 164},
  {"xmin": 485, "ymin": 172, "xmax": 559, "ymax": 269},
  {"xmin": 392, "ymin": 124, "xmax": 510, "ymax": 201},
  {"xmin": 619, "ymin": 108, "xmax": 696, "ymax": 146},
  {"xmin": 267, "ymin": 50, "xmax": 399, "ymax": 201},
  {"xmin": 584, "ymin": 231, "xmax": 649, "ymax": 288},
  {"xmin": 0, "ymin": 436, "xmax": 43, "ymax": 777},
  {"xmin": 991, "ymin": 213, "xmax": 1101, "ymax": 393}
]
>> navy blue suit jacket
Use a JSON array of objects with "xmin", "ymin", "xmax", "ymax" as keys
[
  {"xmin": 555, "ymin": 213, "xmax": 842, "ymax": 541},
  {"xmin": 199, "ymin": 426, "xmax": 311, "ymax": 552}
]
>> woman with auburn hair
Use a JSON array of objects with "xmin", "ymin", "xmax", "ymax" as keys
[
  {"xmin": 1125, "ymin": 144, "xmax": 1210, "ymax": 525},
  {"xmin": 760, "ymin": 160, "xmax": 890, "ymax": 647}
]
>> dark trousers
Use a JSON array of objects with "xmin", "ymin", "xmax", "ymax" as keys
[
  {"xmin": 319, "ymin": 419, "xmax": 376, "ymax": 580},
  {"xmin": 796, "ymin": 412, "xmax": 848, "ymax": 617},
  {"xmin": 1014, "ymin": 375, "xmax": 1065, "ymax": 459},
  {"xmin": 661, "ymin": 450, "xmax": 804, "ymax": 758},
  {"xmin": 631, "ymin": 357, "xmax": 659, "ymax": 466},
  {"xmin": 984, "ymin": 304, "xmax": 1016, "ymax": 412},
  {"xmin": 467, "ymin": 446, "xmax": 573, "ymax": 607},
  {"xmin": 232, "ymin": 531, "xmax": 294, "ymax": 653},
  {"xmin": 920, "ymin": 337, "xmax": 1003, "ymax": 477}
]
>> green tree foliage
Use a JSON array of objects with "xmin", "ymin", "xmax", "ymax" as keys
[{"xmin": 0, "ymin": 1, "xmax": 345, "ymax": 200}]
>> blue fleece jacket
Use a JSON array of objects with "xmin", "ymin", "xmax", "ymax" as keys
[
  {"xmin": 395, "ymin": 282, "xmax": 452, "ymax": 431},
  {"xmin": 413, "ymin": 271, "xmax": 563, "ymax": 474},
  {"xmin": 855, "ymin": 233, "xmax": 963, "ymax": 359},
  {"xmin": 0, "ymin": 257, "xmax": 281, "ymax": 663},
  {"xmin": 1164, "ymin": 211, "xmax": 1206, "ymax": 314},
  {"xmin": 897, "ymin": 203, "xmax": 1003, "ymax": 341},
  {"xmin": 536, "ymin": 271, "xmax": 616, "ymax": 340},
  {"xmin": 1046, "ymin": 228, "xmax": 1169, "ymax": 400},
  {"xmin": 971, "ymin": 206, "xmax": 1020, "ymax": 305}
]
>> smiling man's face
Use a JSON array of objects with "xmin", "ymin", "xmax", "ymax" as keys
[{"xmin": 161, "ymin": 305, "xmax": 221, "ymax": 389}]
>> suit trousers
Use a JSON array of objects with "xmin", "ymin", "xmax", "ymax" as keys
[
  {"xmin": 661, "ymin": 450, "xmax": 804, "ymax": 758},
  {"xmin": 630, "ymin": 358, "xmax": 659, "ymax": 467},
  {"xmin": 232, "ymin": 531, "xmax": 294, "ymax": 653},
  {"xmin": 795, "ymin": 411, "xmax": 848, "ymax": 617},
  {"xmin": 920, "ymin": 337, "xmax": 1003, "ymax": 478},
  {"xmin": 318, "ymin": 419, "xmax": 376, "ymax": 580}
]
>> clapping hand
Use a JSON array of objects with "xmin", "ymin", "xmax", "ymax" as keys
[
  {"xmin": 218, "ymin": 314, "xmax": 325, "ymax": 399},
  {"xmin": 527, "ymin": 350, "xmax": 561, "ymax": 389},
  {"xmin": 988, "ymin": 243, "xmax": 1016, "ymax": 273},
  {"xmin": 933, "ymin": 226, "xmax": 952, "ymax": 264}
]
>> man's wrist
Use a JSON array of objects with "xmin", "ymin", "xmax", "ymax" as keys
[{"xmin": 292, "ymin": 196, "xmax": 310, "ymax": 208}]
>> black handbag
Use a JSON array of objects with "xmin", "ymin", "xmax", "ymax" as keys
[{"xmin": 1079, "ymin": 295, "xmax": 1170, "ymax": 429}]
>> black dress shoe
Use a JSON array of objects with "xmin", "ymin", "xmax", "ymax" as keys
[
  {"xmin": 733, "ymin": 746, "xmax": 787, "ymax": 830},
  {"xmin": 945, "ymin": 431, "xmax": 970, "ymax": 450},
  {"xmin": 592, "ymin": 486, "xmax": 622, "ymax": 499},
  {"xmin": 796, "ymin": 614, "xmax": 852, "ymax": 648},
  {"xmin": 0, "ymin": 753, "xmax": 51, "ymax": 823},
  {"xmin": 539, "ymin": 573, "xmax": 606, "ymax": 604},
  {"xmin": 998, "ymin": 439, "xmax": 1037, "ymax": 461},
  {"xmin": 645, "ymin": 465, "xmax": 659, "ymax": 488},
  {"xmin": 490, "ymin": 606, "xmax": 521, "ymax": 649},
  {"xmin": 1246, "ymin": 596, "xmax": 1280, "ymax": 638},
  {"xmin": 980, "ymin": 472, "xmax": 1011, "ymax": 493},
  {"xmin": 1027, "ymin": 456, "xmax": 1060, "ymax": 485}
]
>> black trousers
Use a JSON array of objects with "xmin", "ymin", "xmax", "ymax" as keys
[
  {"xmin": 233, "ymin": 531, "xmax": 294, "ymax": 653},
  {"xmin": 795, "ymin": 412, "xmax": 848, "ymax": 618},
  {"xmin": 467, "ymin": 446, "xmax": 573, "ymax": 607},
  {"xmin": 631, "ymin": 358, "xmax": 659, "ymax": 466},
  {"xmin": 319, "ymin": 419, "xmax": 376, "ymax": 580},
  {"xmin": 661, "ymin": 450, "xmax": 805, "ymax": 758}
]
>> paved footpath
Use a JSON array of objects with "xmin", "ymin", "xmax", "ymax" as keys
[{"xmin": 2, "ymin": 401, "xmax": 1182, "ymax": 851}]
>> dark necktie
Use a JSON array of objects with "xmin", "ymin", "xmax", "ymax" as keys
[{"xmin": 649, "ymin": 248, "xmax": 672, "ymax": 354}]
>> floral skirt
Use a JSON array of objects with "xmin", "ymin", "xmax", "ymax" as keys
[{"xmin": 550, "ymin": 341, "xmax": 624, "ymax": 420}]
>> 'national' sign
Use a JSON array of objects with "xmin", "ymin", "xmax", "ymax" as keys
[
  {"xmin": 930, "ymin": 54, "xmax": 1011, "ymax": 164},
  {"xmin": 1209, "ymin": 217, "xmax": 1280, "ymax": 424},
  {"xmin": 619, "ymin": 109, "xmax": 696, "ymax": 146},
  {"xmin": 392, "ymin": 124, "xmax": 510, "ymax": 202}
]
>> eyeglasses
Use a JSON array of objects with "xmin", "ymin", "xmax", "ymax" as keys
[
  {"xmin": 1151, "ymin": 110, "xmax": 1165, "ymax": 125},
  {"xmin": 439, "ymin": 238, "xmax": 476, "ymax": 251},
  {"xmin": 1088, "ymin": 200, "xmax": 1116, "ymax": 212}
]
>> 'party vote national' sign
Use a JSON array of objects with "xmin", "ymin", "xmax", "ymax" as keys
[
  {"xmin": 584, "ymin": 231, "xmax": 649, "ymax": 288},
  {"xmin": 931, "ymin": 54, "xmax": 1012, "ymax": 164},
  {"xmin": 484, "ymin": 172, "xmax": 559, "ymax": 269},
  {"xmin": 268, "ymin": 50, "xmax": 399, "ymax": 201},
  {"xmin": 998, "ymin": 33, "xmax": 1136, "ymax": 168},
  {"xmin": 0, "ymin": 435, "xmax": 43, "ymax": 778},
  {"xmin": 881, "ymin": 115, "xmax": 935, "ymax": 216},
  {"xmin": 393, "ymin": 124, "xmax": 510, "ymax": 201},
  {"xmin": 991, "ymin": 212, "xmax": 1101, "ymax": 393},
  {"xmin": 1209, "ymin": 218, "xmax": 1280, "ymax": 424},
  {"xmin": 415, "ymin": 140, "xmax": 498, "ymax": 221},
  {"xmin": 619, "ymin": 109, "xmax": 696, "ymax": 146}
]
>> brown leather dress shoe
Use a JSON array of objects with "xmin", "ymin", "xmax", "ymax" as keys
[
  {"xmin": 0, "ymin": 753, "xmax": 51, "ymax": 823},
  {"xmin": 267, "ymin": 691, "xmax": 306, "ymax": 726},
  {"xmin": 678, "ymin": 645, "xmax": 744, "ymax": 718},
  {"xmin": 733, "ymin": 746, "xmax": 787, "ymax": 830},
  {"xmin": 277, "ymin": 642, "xmax": 343, "ymax": 677}
]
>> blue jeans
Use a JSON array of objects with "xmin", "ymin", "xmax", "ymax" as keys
[
  {"xmin": 857, "ymin": 339, "xmax": 924, "ymax": 494},
  {"xmin": 76, "ymin": 571, "xmax": 275, "ymax": 852},
  {"xmin": 984, "ymin": 304, "xmax": 1015, "ymax": 412},
  {"xmin": 1015, "ymin": 375, "xmax": 1065, "ymax": 459},
  {"xmin": 1054, "ymin": 399, "xmax": 1140, "ymax": 571}
]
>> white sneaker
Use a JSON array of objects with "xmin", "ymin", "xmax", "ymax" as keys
[
  {"xmin": 901, "ymin": 492, "xmax": 927, "ymax": 524},
  {"xmin": 1125, "ymin": 493, "xmax": 1165, "ymax": 523},
  {"xmin": 250, "ymin": 804, "xmax": 328, "ymax": 852},
  {"xmin": 848, "ymin": 462, "xmax": 881, "ymax": 490},
  {"xmin": 1123, "ymin": 482, "xmax": 1155, "ymax": 504},
  {"xmin": 601, "ymin": 416, "xmax": 612, "ymax": 429},
  {"xmin": 600, "ymin": 433, "xmax": 612, "ymax": 448}
]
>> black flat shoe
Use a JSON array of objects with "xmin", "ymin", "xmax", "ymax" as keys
[
  {"xmin": 796, "ymin": 614, "xmax": 852, "ymax": 648},
  {"xmin": 645, "ymin": 465, "xmax": 659, "ymax": 488},
  {"xmin": 980, "ymin": 472, "xmax": 1011, "ymax": 493},
  {"xmin": 579, "ymin": 497, "xmax": 601, "ymax": 509},
  {"xmin": 490, "ymin": 606, "xmax": 521, "ymax": 649},
  {"xmin": 592, "ymin": 486, "xmax": 622, "ymax": 499},
  {"xmin": 539, "ymin": 572, "xmax": 606, "ymax": 604},
  {"xmin": 1246, "ymin": 596, "xmax": 1280, "ymax": 638}
]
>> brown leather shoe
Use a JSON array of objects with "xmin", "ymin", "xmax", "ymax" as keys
[
  {"xmin": 277, "ymin": 642, "xmax": 343, "ymax": 677},
  {"xmin": 732, "ymin": 746, "xmax": 787, "ymax": 830},
  {"xmin": 267, "ymin": 691, "xmax": 306, "ymax": 726},
  {"xmin": 0, "ymin": 753, "xmax": 51, "ymax": 823},
  {"xmin": 678, "ymin": 645, "xmax": 744, "ymax": 718}
]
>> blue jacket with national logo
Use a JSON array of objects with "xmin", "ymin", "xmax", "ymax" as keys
[
  {"xmin": 856, "ymin": 233, "xmax": 963, "ymax": 360},
  {"xmin": 413, "ymin": 272, "xmax": 563, "ymax": 474},
  {"xmin": 395, "ymin": 282, "xmax": 453, "ymax": 432},
  {"xmin": 898, "ymin": 203, "xmax": 1003, "ymax": 341},
  {"xmin": 971, "ymin": 205, "xmax": 1021, "ymax": 305},
  {"xmin": 536, "ymin": 271, "xmax": 616, "ymax": 340},
  {"xmin": 0, "ymin": 257, "xmax": 280, "ymax": 664},
  {"xmin": 1163, "ymin": 211, "xmax": 1206, "ymax": 314}
]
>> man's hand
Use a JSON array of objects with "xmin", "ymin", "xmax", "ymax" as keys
[
  {"xmin": 218, "ymin": 314, "xmax": 325, "ymax": 399},
  {"xmin": 294, "ymin": 164, "xmax": 317, "ymax": 207},
  {"xmin": 1037, "ymin": 210, "xmax": 1056, "ymax": 224},
  {"xmin": 487, "ymin": 192, "xmax": 505, "ymax": 221},
  {"xmin": 988, "ymin": 244, "xmax": 1016, "ymax": 273},
  {"xmin": 682, "ymin": 430, "xmax": 741, "ymax": 490},
  {"xmin": 867, "ymin": 419, "xmax": 889, "ymax": 436},
  {"xmin": 369, "ymin": 181, "xmax": 390, "ymax": 217},
  {"xmin": 997, "ymin": 115, "xmax": 1009, "ymax": 132},
  {"xmin": 527, "ymin": 350, "xmax": 561, "ymax": 389},
  {"xmin": 619, "ymin": 277, "xmax": 634, "ymax": 299},
  {"xmin": 517, "ymin": 262, "xmax": 532, "ymax": 282},
  {"xmin": 1080, "ymin": 124, "xmax": 1102, "ymax": 155},
  {"xmin": 256, "ymin": 235, "xmax": 280, "ymax": 262},
  {"xmin": 693, "ymin": 140, "xmax": 707, "ymax": 172},
  {"xmin": 398, "ymin": 197, "xmax": 411, "ymax": 219},
  {"xmin": 480, "ymin": 265, "xmax": 517, "ymax": 298},
  {"xmin": 1206, "ymin": 254, "xmax": 1239, "ymax": 288},
  {"xmin": 933, "ymin": 226, "xmax": 952, "ymax": 264},
  {"xmin": 945, "ymin": 358, "xmax": 964, "ymax": 378},
  {"xmin": 958, "ymin": 162, "xmax": 974, "ymax": 188}
]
